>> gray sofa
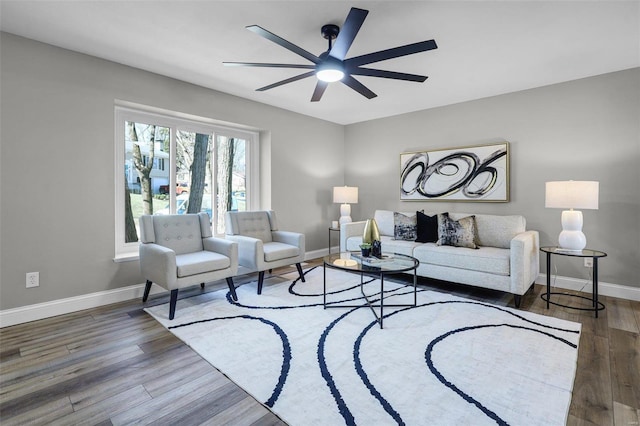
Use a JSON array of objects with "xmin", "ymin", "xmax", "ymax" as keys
[{"xmin": 340, "ymin": 210, "xmax": 540, "ymax": 307}]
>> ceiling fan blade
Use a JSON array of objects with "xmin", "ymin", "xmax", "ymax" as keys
[
  {"xmin": 341, "ymin": 75, "xmax": 377, "ymax": 99},
  {"xmin": 346, "ymin": 39, "xmax": 438, "ymax": 67},
  {"xmin": 348, "ymin": 67, "xmax": 427, "ymax": 82},
  {"xmin": 223, "ymin": 62, "xmax": 315, "ymax": 69},
  {"xmin": 255, "ymin": 71, "xmax": 316, "ymax": 92},
  {"xmin": 311, "ymin": 81, "xmax": 329, "ymax": 102},
  {"xmin": 329, "ymin": 7, "xmax": 368, "ymax": 60},
  {"xmin": 247, "ymin": 25, "xmax": 320, "ymax": 64}
]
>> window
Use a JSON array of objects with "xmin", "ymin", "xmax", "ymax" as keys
[{"xmin": 115, "ymin": 105, "xmax": 258, "ymax": 259}]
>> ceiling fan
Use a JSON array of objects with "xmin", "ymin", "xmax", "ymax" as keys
[{"xmin": 223, "ymin": 7, "xmax": 438, "ymax": 102}]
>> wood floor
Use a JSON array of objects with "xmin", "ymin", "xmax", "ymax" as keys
[{"xmin": 1, "ymin": 260, "xmax": 638, "ymax": 425}]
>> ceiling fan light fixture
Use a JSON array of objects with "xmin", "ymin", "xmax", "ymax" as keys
[{"xmin": 316, "ymin": 68, "xmax": 344, "ymax": 82}]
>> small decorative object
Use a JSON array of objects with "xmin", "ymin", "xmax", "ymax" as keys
[
  {"xmin": 362, "ymin": 218, "xmax": 381, "ymax": 243},
  {"xmin": 331, "ymin": 220, "xmax": 339, "ymax": 229},
  {"xmin": 372, "ymin": 240, "xmax": 382, "ymax": 258},
  {"xmin": 359, "ymin": 243, "xmax": 372, "ymax": 257}
]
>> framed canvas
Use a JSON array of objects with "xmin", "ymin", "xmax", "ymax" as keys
[{"xmin": 400, "ymin": 142, "xmax": 509, "ymax": 202}]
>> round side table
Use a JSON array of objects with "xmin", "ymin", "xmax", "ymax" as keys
[{"xmin": 540, "ymin": 246, "xmax": 607, "ymax": 318}]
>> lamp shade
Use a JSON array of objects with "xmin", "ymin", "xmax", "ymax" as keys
[
  {"xmin": 545, "ymin": 181, "xmax": 599, "ymax": 210},
  {"xmin": 333, "ymin": 186, "xmax": 358, "ymax": 204}
]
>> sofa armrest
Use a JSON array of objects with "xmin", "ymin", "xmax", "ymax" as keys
[
  {"xmin": 225, "ymin": 235, "xmax": 262, "ymax": 270},
  {"xmin": 509, "ymin": 230, "xmax": 540, "ymax": 295},
  {"xmin": 272, "ymin": 231, "xmax": 305, "ymax": 252},
  {"xmin": 340, "ymin": 221, "xmax": 366, "ymax": 252},
  {"xmin": 139, "ymin": 243, "xmax": 177, "ymax": 289},
  {"xmin": 203, "ymin": 237, "xmax": 238, "ymax": 272}
]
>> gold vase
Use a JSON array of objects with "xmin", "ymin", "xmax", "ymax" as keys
[{"xmin": 362, "ymin": 219, "xmax": 381, "ymax": 244}]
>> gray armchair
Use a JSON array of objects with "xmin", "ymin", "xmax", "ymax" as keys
[
  {"xmin": 139, "ymin": 212, "xmax": 238, "ymax": 320},
  {"xmin": 225, "ymin": 210, "xmax": 305, "ymax": 294}
]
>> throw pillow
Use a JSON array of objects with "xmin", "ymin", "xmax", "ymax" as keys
[
  {"xmin": 436, "ymin": 213, "xmax": 479, "ymax": 249},
  {"xmin": 415, "ymin": 211, "xmax": 439, "ymax": 243},
  {"xmin": 393, "ymin": 212, "xmax": 417, "ymax": 241}
]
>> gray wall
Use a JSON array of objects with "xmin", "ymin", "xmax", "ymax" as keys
[
  {"xmin": 2, "ymin": 32, "xmax": 638, "ymax": 313},
  {"xmin": 345, "ymin": 68, "xmax": 640, "ymax": 288},
  {"xmin": 0, "ymin": 33, "xmax": 345, "ymax": 310}
]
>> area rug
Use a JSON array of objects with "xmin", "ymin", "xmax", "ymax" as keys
[{"xmin": 145, "ymin": 266, "xmax": 581, "ymax": 425}]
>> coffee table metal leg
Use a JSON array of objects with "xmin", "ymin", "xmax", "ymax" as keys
[
  {"xmin": 323, "ymin": 263, "xmax": 326, "ymax": 308},
  {"xmin": 546, "ymin": 251, "xmax": 551, "ymax": 309},
  {"xmin": 594, "ymin": 258, "xmax": 599, "ymax": 318},
  {"xmin": 380, "ymin": 274, "xmax": 384, "ymax": 329}
]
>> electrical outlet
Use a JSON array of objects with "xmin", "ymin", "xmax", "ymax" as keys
[
  {"xmin": 26, "ymin": 272, "xmax": 39, "ymax": 288},
  {"xmin": 584, "ymin": 258, "xmax": 593, "ymax": 268}
]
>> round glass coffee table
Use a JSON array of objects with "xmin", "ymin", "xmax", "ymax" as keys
[{"xmin": 323, "ymin": 252, "xmax": 419, "ymax": 329}]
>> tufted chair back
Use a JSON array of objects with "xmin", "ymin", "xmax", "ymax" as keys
[
  {"xmin": 140, "ymin": 213, "xmax": 211, "ymax": 254},
  {"xmin": 225, "ymin": 210, "xmax": 278, "ymax": 242}
]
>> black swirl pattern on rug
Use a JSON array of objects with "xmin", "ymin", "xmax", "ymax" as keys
[
  {"xmin": 168, "ymin": 314, "xmax": 290, "ymax": 408},
  {"xmin": 289, "ymin": 266, "xmax": 375, "ymax": 298},
  {"xmin": 351, "ymin": 299, "xmax": 579, "ymax": 424}
]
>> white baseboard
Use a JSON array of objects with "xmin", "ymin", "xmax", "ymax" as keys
[
  {"xmin": 3, "ymin": 262, "xmax": 637, "ymax": 328},
  {"xmin": 0, "ymin": 283, "xmax": 166, "ymax": 329},
  {"xmin": 537, "ymin": 273, "xmax": 640, "ymax": 301}
]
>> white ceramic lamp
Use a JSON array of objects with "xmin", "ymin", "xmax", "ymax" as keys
[
  {"xmin": 333, "ymin": 186, "xmax": 358, "ymax": 227},
  {"xmin": 545, "ymin": 181, "xmax": 599, "ymax": 251}
]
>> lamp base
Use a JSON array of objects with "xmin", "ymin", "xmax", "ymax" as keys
[
  {"xmin": 339, "ymin": 203, "xmax": 352, "ymax": 227},
  {"xmin": 558, "ymin": 210, "xmax": 586, "ymax": 251}
]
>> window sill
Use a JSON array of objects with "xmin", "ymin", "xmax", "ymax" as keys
[{"xmin": 113, "ymin": 253, "xmax": 139, "ymax": 263}]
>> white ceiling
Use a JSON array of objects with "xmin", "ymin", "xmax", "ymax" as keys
[{"xmin": 1, "ymin": 1, "xmax": 638, "ymax": 125}]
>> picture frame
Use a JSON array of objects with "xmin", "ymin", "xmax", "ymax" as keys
[{"xmin": 400, "ymin": 142, "xmax": 509, "ymax": 202}]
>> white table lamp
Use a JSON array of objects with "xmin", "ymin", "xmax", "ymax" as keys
[
  {"xmin": 333, "ymin": 186, "xmax": 358, "ymax": 227},
  {"xmin": 545, "ymin": 181, "xmax": 599, "ymax": 251}
]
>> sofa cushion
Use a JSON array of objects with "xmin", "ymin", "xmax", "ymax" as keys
[
  {"xmin": 345, "ymin": 235, "xmax": 419, "ymax": 256},
  {"xmin": 374, "ymin": 210, "xmax": 412, "ymax": 237},
  {"xmin": 413, "ymin": 244, "xmax": 510, "ymax": 276},
  {"xmin": 437, "ymin": 213, "xmax": 479, "ymax": 249},
  {"xmin": 416, "ymin": 211, "xmax": 439, "ymax": 243},
  {"xmin": 176, "ymin": 251, "xmax": 230, "ymax": 277},
  {"xmin": 393, "ymin": 212, "xmax": 418, "ymax": 240}
]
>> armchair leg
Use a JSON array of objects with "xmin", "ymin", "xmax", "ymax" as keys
[
  {"xmin": 201, "ymin": 283, "xmax": 205, "ymax": 289},
  {"xmin": 257, "ymin": 271, "xmax": 265, "ymax": 295},
  {"xmin": 296, "ymin": 263, "xmax": 305, "ymax": 282},
  {"xmin": 169, "ymin": 289, "xmax": 178, "ymax": 320},
  {"xmin": 143, "ymin": 280, "xmax": 152, "ymax": 302},
  {"xmin": 514, "ymin": 294, "xmax": 522, "ymax": 308},
  {"xmin": 226, "ymin": 277, "xmax": 238, "ymax": 301}
]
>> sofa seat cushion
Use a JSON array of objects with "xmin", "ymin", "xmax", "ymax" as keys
[
  {"xmin": 263, "ymin": 242, "xmax": 300, "ymax": 262},
  {"xmin": 176, "ymin": 251, "xmax": 231, "ymax": 277},
  {"xmin": 413, "ymin": 244, "xmax": 510, "ymax": 276}
]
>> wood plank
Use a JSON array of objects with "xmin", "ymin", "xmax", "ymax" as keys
[
  {"xmin": 609, "ymin": 327, "xmax": 640, "ymax": 410},
  {"xmin": 110, "ymin": 371, "xmax": 227, "ymax": 425},
  {"xmin": 198, "ymin": 395, "xmax": 272, "ymax": 426},
  {"xmin": 608, "ymin": 297, "xmax": 640, "ymax": 333},
  {"xmin": 569, "ymin": 332, "xmax": 614, "ymax": 426},
  {"xmin": 0, "ymin": 396, "xmax": 74, "ymax": 426},
  {"xmin": 613, "ymin": 401, "xmax": 639, "ymax": 426}
]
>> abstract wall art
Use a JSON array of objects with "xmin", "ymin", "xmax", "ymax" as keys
[{"xmin": 400, "ymin": 142, "xmax": 509, "ymax": 202}]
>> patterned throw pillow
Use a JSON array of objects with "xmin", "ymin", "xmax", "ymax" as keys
[
  {"xmin": 436, "ymin": 213, "xmax": 479, "ymax": 249},
  {"xmin": 393, "ymin": 212, "xmax": 417, "ymax": 241}
]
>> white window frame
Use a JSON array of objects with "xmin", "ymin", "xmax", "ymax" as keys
[{"xmin": 114, "ymin": 103, "xmax": 259, "ymax": 261}]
